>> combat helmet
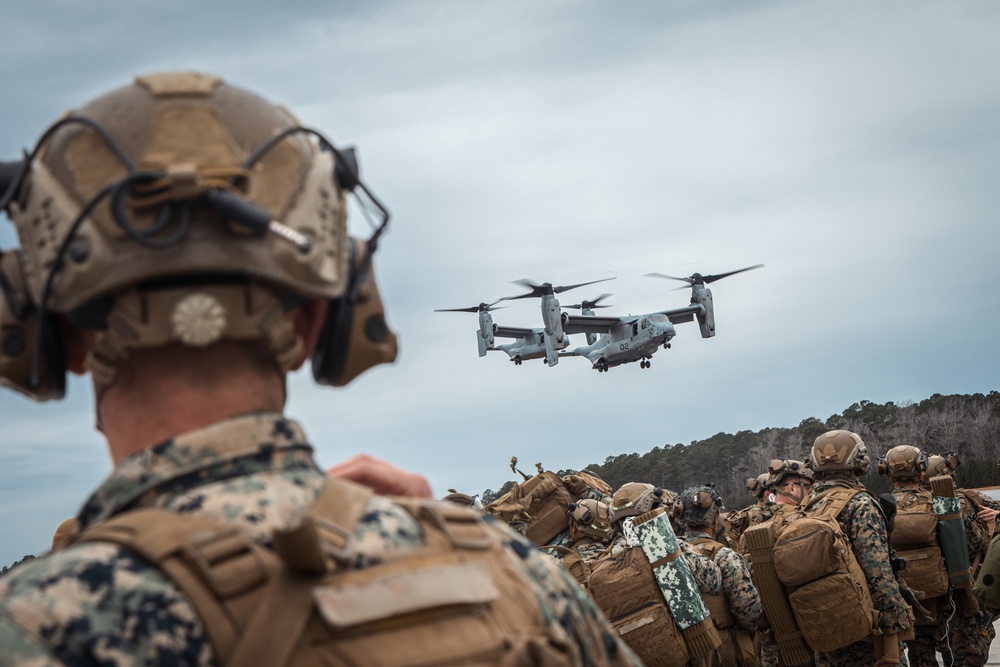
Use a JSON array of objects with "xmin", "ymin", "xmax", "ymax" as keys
[
  {"xmin": 567, "ymin": 499, "xmax": 613, "ymax": 541},
  {"xmin": 878, "ymin": 445, "xmax": 927, "ymax": 480},
  {"xmin": 766, "ymin": 459, "xmax": 814, "ymax": 489},
  {"xmin": 746, "ymin": 473, "xmax": 770, "ymax": 499},
  {"xmin": 923, "ymin": 453, "xmax": 960, "ymax": 483},
  {"xmin": 609, "ymin": 482, "xmax": 667, "ymax": 523},
  {"xmin": 674, "ymin": 486, "xmax": 724, "ymax": 528},
  {"xmin": 810, "ymin": 429, "xmax": 870, "ymax": 476},
  {"xmin": 0, "ymin": 72, "xmax": 397, "ymax": 400}
]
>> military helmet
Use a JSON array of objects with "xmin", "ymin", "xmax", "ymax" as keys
[
  {"xmin": 746, "ymin": 473, "xmax": 770, "ymax": 498},
  {"xmin": 1, "ymin": 72, "xmax": 396, "ymax": 399},
  {"xmin": 923, "ymin": 453, "xmax": 960, "ymax": 483},
  {"xmin": 10, "ymin": 72, "xmax": 351, "ymax": 312},
  {"xmin": 766, "ymin": 459, "xmax": 814, "ymax": 489},
  {"xmin": 810, "ymin": 429, "xmax": 870, "ymax": 475},
  {"xmin": 674, "ymin": 486, "xmax": 724, "ymax": 528},
  {"xmin": 609, "ymin": 482, "xmax": 666, "ymax": 523},
  {"xmin": 878, "ymin": 445, "xmax": 927, "ymax": 480},
  {"xmin": 567, "ymin": 499, "xmax": 613, "ymax": 541}
]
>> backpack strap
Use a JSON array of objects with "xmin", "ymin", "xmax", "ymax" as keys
[
  {"xmin": 805, "ymin": 485, "xmax": 863, "ymax": 524},
  {"xmin": 70, "ymin": 477, "xmax": 374, "ymax": 667}
]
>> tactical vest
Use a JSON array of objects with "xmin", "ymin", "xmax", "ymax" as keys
[
  {"xmin": 486, "ymin": 470, "xmax": 611, "ymax": 546},
  {"xmin": 687, "ymin": 537, "xmax": 758, "ymax": 667},
  {"xmin": 69, "ymin": 478, "xmax": 592, "ymax": 666},
  {"xmin": 768, "ymin": 487, "xmax": 878, "ymax": 654},
  {"xmin": 891, "ymin": 488, "xmax": 948, "ymax": 604}
]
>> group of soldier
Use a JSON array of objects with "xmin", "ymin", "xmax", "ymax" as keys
[{"xmin": 483, "ymin": 429, "xmax": 1000, "ymax": 667}]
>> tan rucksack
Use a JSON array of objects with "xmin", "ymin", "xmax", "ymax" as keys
[
  {"xmin": 891, "ymin": 489, "xmax": 948, "ymax": 602},
  {"xmin": 769, "ymin": 487, "xmax": 879, "ymax": 653},
  {"xmin": 486, "ymin": 469, "xmax": 611, "ymax": 546},
  {"xmin": 587, "ymin": 546, "xmax": 690, "ymax": 667},
  {"xmin": 69, "ymin": 478, "xmax": 602, "ymax": 666}
]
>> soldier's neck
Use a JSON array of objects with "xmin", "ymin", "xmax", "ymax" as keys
[{"xmin": 97, "ymin": 343, "xmax": 286, "ymax": 464}]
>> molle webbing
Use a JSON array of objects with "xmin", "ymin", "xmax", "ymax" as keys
[
  {"xmin": 743, "ymin": 522, "xmax": 812, "ymax": 666},
  {"xmin": 69, "ymin": 479, "xmax": 563, "ymax": 667},
  {"xmin": 70, "ymin": 477, "xmax": 372, "ymax": 666}
]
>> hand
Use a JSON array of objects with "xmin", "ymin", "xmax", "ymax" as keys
[
  {"xmin": 327, "ymin": 454, "xmax": 433, "ymax": 499},
  {"xmin": 977, "ymin": 506, "xmax": 999, "ymax": 524}
]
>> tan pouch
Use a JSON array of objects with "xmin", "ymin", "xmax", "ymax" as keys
[
  {"xmin": 789, "ymin": 572, "xmax": 876, "ymax": 653},
  {"xmin": 896, "ymin": 547, "xmax": 949, "ymax": 599}
]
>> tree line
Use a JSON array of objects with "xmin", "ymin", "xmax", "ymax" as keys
[{"xmin": 482, "ymin": 392, "xmax": 1000, "ymax": 508}]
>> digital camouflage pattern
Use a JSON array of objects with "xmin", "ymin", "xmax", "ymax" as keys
[
  {"xmin": 0, "ymin": 413, "xmax": 642, "ymax": 666},
  {"xmin": 685, "ymin": 532, "xmax": 762, "ymax": 632},
  {"xmin": 633, "ymin": 511, "xmax": 713, "ymax": 630},
  {"xmin": 810, "ymin": 479, "xmax": 911, "ymax": 666}
]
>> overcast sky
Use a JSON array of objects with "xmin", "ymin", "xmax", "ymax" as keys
[{"xmin": 2, "ymin": 0, "xmax": 999, "ymax": 566}]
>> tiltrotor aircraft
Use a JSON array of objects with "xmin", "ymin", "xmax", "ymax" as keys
[
  {"xmin": 437, "ymin": 264, "xmax": 762, "ymax": 372},
  {"xmin": 559, "ymin": 264, "xmax": 763, "ymax": 372},
  {"xmin": 434, "ymin": 278, "xmax": 614, "ymax": 366}
]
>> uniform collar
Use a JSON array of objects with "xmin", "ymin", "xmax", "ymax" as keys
[{"xmin": 78, "ymin": 412, "xmax": 316, "ymax": 528}]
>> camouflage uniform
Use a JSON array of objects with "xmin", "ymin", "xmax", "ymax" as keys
[
  {"xmin": 0, "ymin": 413, "xmax": 642, "ymax": 666},
  {"xmin": 684, "ymin": 531, "xmax": 762, "ymax": 632},
  {"xmin": 810, "ymin": 479, "xmax": 911, "ymax": 666}
]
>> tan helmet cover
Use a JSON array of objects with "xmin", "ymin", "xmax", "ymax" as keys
[
  {"xmin": 9, "ymin": 72, "xmax": 350, "ymax": 312},
  {"xmin": 923, "ymin": 453, "xmax": 960, "ymax": 483},
  {"xmin": 810, "ymin": 429, "xmax": 870, "ymax": 475},
  {"xmin": 882, "ymin": 445, "xmax": 926, "ymax": 480},
  {"xmin": 610, "ymin": 482, "xmax": 665, "ymax": 523},
  {"xmin": 766, "ymin": 459, "xmax": 814, "ymax": 489},
  {"xmin": 676, "ymin": 486, "xmax": 723, "ymax": 528},
  {"xmin": 567, "ymin": 499, "xmax": 613, "ymax": 541}
]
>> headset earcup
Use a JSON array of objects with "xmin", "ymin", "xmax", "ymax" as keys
[
  {"xmin": 310, "ymin": 294, "xmax": 354, "ymax": 387},
  {"xmin": 39, "ymin": 313, "xmax": 67, "ymax": 400}
]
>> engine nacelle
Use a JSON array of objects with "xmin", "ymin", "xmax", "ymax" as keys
[{"xmin": 691, "ymin": 286, "xmax": 715, "ymax": 338}]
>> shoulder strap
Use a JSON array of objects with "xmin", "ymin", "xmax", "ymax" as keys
[
  {"xmin": 71, "ymin": 477, "xmax": 374, "ymax": 667},
  {"xmin": 805, "ymin": 485, "xmax": 861, "ymax": 521}
]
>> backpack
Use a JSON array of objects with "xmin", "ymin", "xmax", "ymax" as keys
[
  {"xmin": 687, "ymin": 537, "xmax": 759, "ymax": 667},
  {"xmin": 768, "ymin": 487, "xmax": 878, "ymax": 653},
  {"xmin": 69, "ymin": 478, "xmax": 590, "ymax": 667},
  {"xmin": 588, "ymin": 546, "xmax": 691, "ymax": 667},
  {"xmin": 891, "ymin": 489, "xmax": 948, "ymax": 601},
  {"xmin": 486, "ymin": 469, "xmax": 611, "ymax": 546}
]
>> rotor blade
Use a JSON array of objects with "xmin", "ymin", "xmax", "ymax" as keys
[
  {"xmin": 434, "ymin": 306, "xmax": 481, "ymax": 313},
  {"xmin": 644, "ymin": 272, "xmax": 695, "ymax": 285},
  {"xmin": 563, "ymin": 293, "xmax": 614, "ymax": 310},
  {"xmin": 434, "ymin": 302, "xmax": 507, "ymax": 313},
  {"xmin": 552, "ymin": 277, "xmax": 615, "ymax": 294},
  {"xmin": 701, "ymin": 264, "xmax": 765, "ymax": 284}
]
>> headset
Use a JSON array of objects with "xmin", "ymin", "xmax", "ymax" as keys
[{"xmin": 0, "ymin": 120, "xmax": 397, "ymax": 401}]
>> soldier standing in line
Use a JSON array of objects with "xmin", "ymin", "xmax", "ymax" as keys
[
  {"xmin": 808, "ymin": 430, "xmax": 912, "ymax": 666},
  {"xmin": 728, "ymin": 474, "xmax": 773, "ymax": 545},
  {"xmin": 921, "ymin": 453, "xmax": 997, "ymax": 665},
  {"xmin": 678, "ymin": 486, "xmax": 763, "ymax": 667},
  {"xmin": 541, "ymin": 499, "xmax": 615, "ymax": 586},
  {"xmin": 0, "ymin": 72, "xmax": 641, "ymax": 666},
  {"xmin": 606, "ymin": 483, "xmax": 723, "ymax": 594},
  {"xmin": 742, "ymin": 460, "xmax": 813, "ymax": 667}
]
